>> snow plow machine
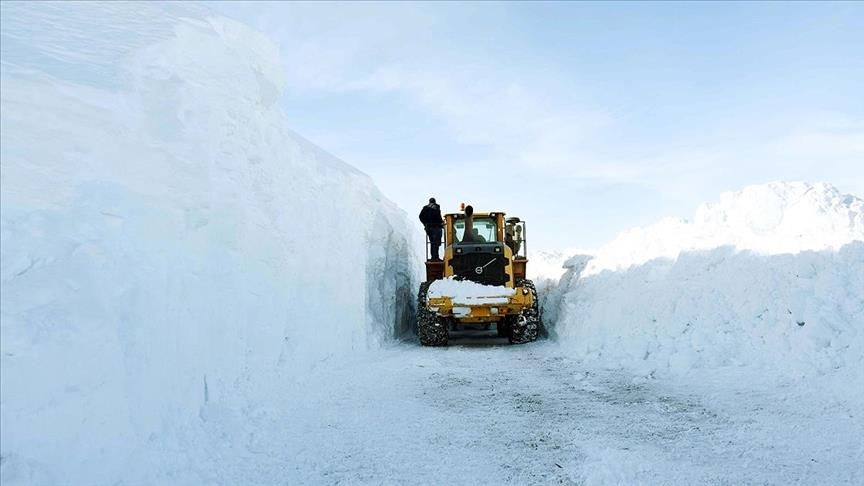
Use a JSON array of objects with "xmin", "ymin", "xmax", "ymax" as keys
[{"xmin": 418, "ymin": 205, "xmax": 541, "ymax": 346}]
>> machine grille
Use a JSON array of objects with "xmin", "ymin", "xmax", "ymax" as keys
[{"xmin": 449, "ymin": 247, "xmax": 509, "ymax": 286}]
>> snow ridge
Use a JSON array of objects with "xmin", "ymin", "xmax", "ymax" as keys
[
  {"xmin": 586, "ymin": 181, "xmax": 864, "ymax": 276},
  {"xmin": 549, "ymin": 181, "xmax": 864, "ymax": 382}
]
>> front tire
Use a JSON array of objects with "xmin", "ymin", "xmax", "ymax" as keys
[{"xmin": 509, "ymin": 279, "xmax": 540, "ymax": 344}]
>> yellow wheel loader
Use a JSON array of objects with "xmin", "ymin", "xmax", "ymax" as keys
[{"xmin": 418, "ymin": 205, "xmax": 540, "ymax": 346}]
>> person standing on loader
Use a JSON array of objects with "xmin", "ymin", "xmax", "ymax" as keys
[
  {"xmin": 419, "ymin": 197, "xmax": 444, "ymax": 261},
  {"xmin": 505, "ymin": 223, "xmax": 522, "ymax": 256}
]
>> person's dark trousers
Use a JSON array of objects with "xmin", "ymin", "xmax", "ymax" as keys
[{"xmin": 426, "ymin": 226, "xmax": 443, "ymax": 260}]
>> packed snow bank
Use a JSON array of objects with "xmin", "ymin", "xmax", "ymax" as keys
[
  {"xmin": 529, "ymin": 248, "xmax": 594, "ymax": 281},
  {"xmin": 1, "ymin": 3, "xmax": 415, "ymax": 484},
  {"xmin": 428, "ymin": 277, "xmax": 516, "ymax": 305},
  {"xmin": 549, "ymin": 182, "xmax": 864, "ymax": 381}
]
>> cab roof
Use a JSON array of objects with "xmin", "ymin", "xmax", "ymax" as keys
[{"xmin": 444, "ymin": 211, "xmax": 505, "ymax": 219}]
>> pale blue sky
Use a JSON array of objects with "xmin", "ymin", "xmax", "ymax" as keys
[{"xmin": 212, "ymin": 1, "xmax": 863, "ymax": 250}]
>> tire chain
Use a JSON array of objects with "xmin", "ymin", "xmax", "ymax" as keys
[
  {"xmin": 417, "ymin": 281, "xmax": 449, "ymax": 346},
  {"xmin": 509, "ymin": 279, "xmax": 540, "ymax": 344}
]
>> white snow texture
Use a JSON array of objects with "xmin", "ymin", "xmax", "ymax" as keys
[
  {"xmin": 428, "ymin": 277, "xmax": 516, "ymax": 305},
  {"xmin": 1, "ymin": 3, "xmax": 415, "ymax": 484},
  {"xmin": 546, "ymin": 181, "xmax": 864, "ymax": 381},
  {"xmin": 3, "ymin": 3, "xmax": 864, "ymax": 485}
]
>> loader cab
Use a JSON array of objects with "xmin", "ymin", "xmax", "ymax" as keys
[
  {"xmin": 446, "ymin": 212, "xmax": 504, "ymax": 246},
  {"xmin": 424, "ymin": 209, "xmax": 529, "ymax": 284}
]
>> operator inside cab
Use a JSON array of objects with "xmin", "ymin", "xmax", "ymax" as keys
[{"xmin": 454, "ymin": 206, "xmax": 497, "ymax": 244}]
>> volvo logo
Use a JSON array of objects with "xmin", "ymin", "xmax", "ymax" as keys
[{"xmin": 475, "ymin": 257, "xmax": 497, "ymax": 275}]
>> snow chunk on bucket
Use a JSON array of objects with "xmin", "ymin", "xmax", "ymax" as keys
[{"xmin": 428, "ymin": 277, "xmax": 515, "ymax": 305}]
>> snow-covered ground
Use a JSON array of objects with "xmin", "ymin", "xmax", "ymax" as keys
[
  {"xmin": 2, "ymin": 3, "xmax": 863, "ymax": 485},
  {"xmin": 72, "ymin": 338, "xmax": 861, "ymax": 485},
  {"xmin": 536, "ymin": 182, "xmax": 864, "ymax": 482}
]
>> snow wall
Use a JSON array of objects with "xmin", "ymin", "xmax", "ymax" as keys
[
  {"xmin": 1, "ymin": 3, "xmax": 416, "ymax": 484},
  {"xmin": 546, "ymin": 182, "xmax": 864, "ymax": 382}
]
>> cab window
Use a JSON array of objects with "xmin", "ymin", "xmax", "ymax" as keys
[{"xmin": 453, "ymin": 217, "xmax": 497, "ymax": 243}]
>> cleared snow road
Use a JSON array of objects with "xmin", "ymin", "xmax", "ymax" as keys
[{"xmin": 181, "ymin": 334, "xmax": 863, "ymax": 485}]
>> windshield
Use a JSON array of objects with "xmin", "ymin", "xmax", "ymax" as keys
[{"xmin": 453, "ymin": 217, "xmax": 497, "ymax": 243}]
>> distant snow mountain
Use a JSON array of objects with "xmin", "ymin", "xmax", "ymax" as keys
[
  {"xmin": 585, "ymin": 181, "xmax": 864, "ymax": 276},
  {"xmin": 534, "ymin": 181, "xmax": 863, "ymax": 281}
]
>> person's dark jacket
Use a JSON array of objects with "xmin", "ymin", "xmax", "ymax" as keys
[{"xmin": 419, "ymin": 203, "xmax": 443, "ymax": 228}]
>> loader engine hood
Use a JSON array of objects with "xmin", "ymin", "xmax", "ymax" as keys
[{"xmin": 450, "ymin": 242, "xmax": 509, "ymax": 286}]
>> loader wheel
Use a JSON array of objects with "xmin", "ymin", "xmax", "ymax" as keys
[
  {"xmin": 509, "ymin": 279, "xmax": 540, "ymax": 345},
  {"xmin": 418, "ymin": 282, "xmax": 448, "ymax": 346}
]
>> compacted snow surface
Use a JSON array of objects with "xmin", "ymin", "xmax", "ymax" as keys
[
  {"xmin": 2, "ymin": 3, "xmax": 863, "ymax": 485},
  {"xmin": 119, "ymin": 340, "xmax": 863, "ymax": 485}
]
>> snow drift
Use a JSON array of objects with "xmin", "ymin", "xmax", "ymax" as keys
[
  {"xmin": 428, "ymin": 277, "xmax": 516, "ymax": 305},
  {"xmin": 548, "ymin": 182, "xmax": 864, "ymax": 380},
  {"xmin": 1, "ymin": 3, "xmax": 415, "ymax": 484}
]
